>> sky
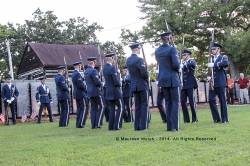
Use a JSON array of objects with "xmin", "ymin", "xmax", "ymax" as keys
[{"xmin": 0, "ymin": 0, "xmax": 157, "ymax": 63}]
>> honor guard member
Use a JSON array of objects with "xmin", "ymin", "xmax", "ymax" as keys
[
  {"xmin": 122, "ymin": 66, "xmax": 133, "ymax": 122},
  {"xmin": 126, "ymin": 43, "xmax": 149, "ymax": 131},
  {"xmin": 1, "ymin": 75, "xmax": 19, "ymax": 125},
  {"xmin": 36, "ymin": 77, "xmax": 53, "ymax": 123},
  {"xmin": 155, "ymin": 32, "xmax": 180, "ymax": 132},
  {"xmin": 84, "ymin": 57, "xmax": 104, "ymax": 129},
  {"xmin": 207, "ymin": 43, "xmax": 229, "ymax": 123},
  {"xmin": 103, "ymin": 53, "xmax": 123, "ymax": 130},
  {"xmin": 55, "ymin": 66, "xmax": 70, "ymax": 127},
  {"xmin": 180, "ymin": 49, "xmax": 198, "ymax": 123},
  {"xmin": 72, "ymin": 61, "xmax": 87, "ymax": 128}
]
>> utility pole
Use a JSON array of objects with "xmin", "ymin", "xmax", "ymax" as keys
[{"xmin": 6, "ymin": 39, "xmax": 14, "ymax": 80}]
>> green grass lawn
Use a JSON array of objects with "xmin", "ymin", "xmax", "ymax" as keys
[{"xmin": 0, "ymin": 105, "xmax": 250, "ymax": 166}]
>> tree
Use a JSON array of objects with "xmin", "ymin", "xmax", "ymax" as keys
[
  {"xmin": 138, "ymin": 0, "xmax": 250, "ymax": 78},
  {"xmin": 120, "ymin": 28, "xmax": 157, "ymax": 79},
  {"xmin": 101, "ymin": 41, "xmax": 126, "ymax": 70},
  {"xmin": 224, "ymin": 30, "xmax": 250, "ymax": 75},
  {"xmin": 0, "ymin": 24, "xmax": 16, "ymax": 78},
  {"xmin": 0, "ymin": 8, "xmax": 103, "ymax": 77}
]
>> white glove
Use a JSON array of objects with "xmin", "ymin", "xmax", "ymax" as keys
[
  {"xmin": 207, "ymin": 76, "xmax": 212, "ymax": 81},
  {"xmin": 37, "ymin": 102, "xmax": 41, "ymax": 106},
  {"xmin": 207, "ymin": 63, "xmax": 214, "ymax": 68},
  {"xmin": 7, "ymin": 100, "xmax": 11, "ymax": 104},
  {"xmin": 155, "ymin": 81, "xmax": 159, "ymax": 85},
  {"xmin": 50, "ymin": 101, "xmax": 53, "ymax": 104},
  {"xmin": 180, "ymin": 64, "xmax": 184, "ymax": 69}
]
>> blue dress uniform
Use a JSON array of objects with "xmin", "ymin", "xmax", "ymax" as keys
[
  {"xmin": 72, "ymin": 62, "xmax": 87, "ymax": 128},
  {"xmin": 36, "ymin": 79, "xmax": 53, "ymax": 123},
  {"xmin": 126, "ymin": 43, "xmax": 149, "ymax": 131},
  {"xmin": 103, "ymin": 54, "xmax": 123, "ymax": 130},
  {"xmin": 122, "ymin": 71, "xmax": 133, "ymax": 122},
  {"xmin": 155, "ymin": 32, "xmax": 180, "ymax": 131},
  {"xmin": 84, "ymin": 57, "xmax": 103, "ymax": 129},
  {"xmin": 55, "ymin": 66, "xmax": 70, "ymax": 127},
  {"xmin": 180, "ymin": 49, "xmax": 198, "ymax": 123},
  {"xmin": 1, "ymin": 78, "xmax": 19, "ymax": 125},
  {"xmin": 208, "ymin": 43, "xmax": 229, "ymax": 123}
]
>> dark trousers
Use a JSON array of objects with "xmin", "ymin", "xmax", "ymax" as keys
[
  {"xmin": 123, "ymin": 97, "xmax": 132, "ymax": 122},
  {"xmin": 103, "ymin": 99, "xmax": 109, "ymax": 122},
  {"xmin": 157, "ymin": 88, "xmax": 167, "ymax": 123},
  {"xmin": 209, "ymin": 87, "xmax": 228, "ymax": 123},
  {"xmin": 107, "ymin": 99, "xmax": 122, "ymax": 130},
  {"xmin": 162, "ymin": 87, "xmax": 179, "ymax": 131},
  {"xmin": 181, "ymin": 88, "xmax": 197, "ymax": 123},
  {"xmin": 226, "ymin": 88, "xmax": 234, "ymax": 104},
  {"xmin": 134, "ymin": 90, "xmax": 149, "ymax": 130},
  {"xmin": 4, "ymin": 102, "xmax": 16, "ymax": 125},
  {"xmin": 76, "ymin": 98, "xmax": 86, "ymax": 128},
  {"xmin": 58, "ymin": 99, "xmax": 70, "ymax": 127},
  {"xmin": 38, "ymin": 103, "xmax": 53, "ymax": 123},
  {"xmin": 90, "ymin": 96, "xmax": 103, "ymax": 129},
  {"xmin": 83, "ymin": 96, "xmax": 90, "ymax": 125}
]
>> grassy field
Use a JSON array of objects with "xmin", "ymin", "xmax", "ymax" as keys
[{"xmin": 0, "ymin": 105, "xmax": 250, "ymax": 166}]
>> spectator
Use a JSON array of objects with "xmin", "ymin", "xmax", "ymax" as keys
[
  {"xmin": 236, "ymin": 73, "xmax": 249, "ymax": 104},
  {"xmin": 226, "ymin": 74, "xmax": 234, "ymax": 104}
]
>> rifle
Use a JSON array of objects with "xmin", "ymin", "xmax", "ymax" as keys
[
  {"xmin": 78, "ymin": 51, "xmax": 85, "ymax": 75},
  {"xmin": 63, "ymin": 56, "xmax": 69, "ymax": 86},
  {"xmin": 63, "ymin": 55, "xmax": 73, "ymax": 113},
  {"xmin": 140, "ymin": 43, "xmax": 154, "ymax": 118},
  {"xmin": 208, "ymin": 29, "xmax": 215, "ymax": 90},
  {"xmin": 98, "ymin": 44, "xmax": 104, "ymax": 82},
  {"xmin": 112, "ymin": 44, "xmax": 121, "ymax": 80},
  {"xmin": 179, "ymin": 36, "xmax": 185, "ymax": 88}
]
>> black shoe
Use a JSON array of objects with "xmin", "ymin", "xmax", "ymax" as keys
[{"xmin": 192, "ymin": 120, "xmax": 198, "ymax": 123}]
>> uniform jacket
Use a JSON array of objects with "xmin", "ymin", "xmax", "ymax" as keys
[
  {"xmin": 84, "ymin": 66, "xmax": 102, "ymax": 97},
  {"xmin": 2, "ymin": 84, "xmax": 19, "ymax": 103},
  {"xmin": 103, "ymin": 63, "xmax": 122, "ymax": 100},
  {"xmin": 54, "ymin": 74, "xmax": 69, "ymax": 100},
  {"xmin": 122, "ymin": 74, "xmax": 131, "ymax": 98},
  {"xmin": 212, "ymin": 55, "xmax": 229, "ymax": 87},
  {"xmin": 126, "ymin": 54, "xmax": 149, "ymax": 92},
  {"xmin": 182, "ymin": 58, "xmax": 198, "ymax": 89},
  {"xmin": 155, "ymin": 44, "xmax": 180, "ymax": 87},
  {"xmin": 72, "ymin": 69, "xmax": 87, "ymax": 100},
  {"xmin": 36, "ymin": 84, "xmax": 52, "ymax": 104}
]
